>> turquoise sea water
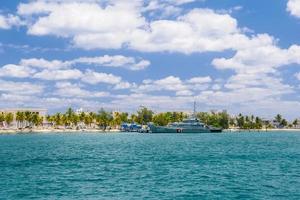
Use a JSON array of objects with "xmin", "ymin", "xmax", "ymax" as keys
[{"xmin": 0, "ymin": 132, "xmax": 300, "ymax": 199}]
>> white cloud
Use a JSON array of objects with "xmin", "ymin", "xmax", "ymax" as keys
[
  {"xmin": 54, "ymin": 82, "xmax": 110, "ymax": 98},
  {"xmin": 0, "ymin": 79, "xmax": 44, "ymax": 95},
  {"xmin": 136, "ymin": 75, "xmax": 212, "ymax": 96},
  {"xmin": 16, "ymin": 1, "xmax": 249, "ymax": 53},
  {"xmin": 209, "ymin": 33, "xmax": 300, "ymax": 113},
  {"xmin": 1, "ymin": 56, "xmax": 135, "ymax": 90},
  {"xmin": 176, "ymin": 90, "xmax": 193, "ymax": 96},
  {"xmin": 187, "ymin": 76, "xmax": 212, "ymax": 84},
  {"xmin": 211, "ymin": 84, "xmax": 221, "ymax": 90},
  {"xmin": 112, "ymin": 93, "xmax": 193, "ymax": 111},
  {"xmin": 18, "ymin": 1, "xmax": 145, "ymax": 49},
  {"xmin": 81, "ymin": 70, "xmax": 122, "ymax": 85},
  {"xmin": 0, "ymin": 64, "xmax": 36, "ymax": 78},
  {"xmin": 0, "ymin": 14, "xmax": 23, "ymax": 29},
  {"xmin": 72, "ymin": 55, "xmax": 150, "ymax": 70},
  {"xmin": 137, "ymin": 76, "xmax": 187, "ymax": 93},
  {"xmin": 0, "ymin": 15, "xmax": 10, "ymax": 29},
  {"xmin": 33, "ymin": 69, "xmax": 83, "ymax": 80},
  {"xmin": 18, "ymin": 55, "xmax": 150, "ymax": 71},
  {"xmin": 126, "ymin": 8, "xmax": 244, "ymax": 53},
  {"xmin": 295, "ymin": 72, "xmax": 300, "ymax": 80},
  {"xmin": 212, "ymin": 36, "xmax": 300, "ymax": 74},
  {"xmin": 287, "ymin": 0, "xmax": 300, "ymax": 18},
  {"xmin": 113, "ymin": 81, "xmax": 135, "ymax": 90},
  {"xmin": 20, "ymin": 58, "xmax": 71, "ymax": 69}
]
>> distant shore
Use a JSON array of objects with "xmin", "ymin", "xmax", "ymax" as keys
[
  {"xmin": 1, "ymin": 128, "xmax": 300, "ymax": 134},
  {"xmin": 0, "ymin": 128, "xmax": 121, "ymax": 134},
  {"xmin": 225, "ymin": 128, "xmax": 300, "ymax": 132}
]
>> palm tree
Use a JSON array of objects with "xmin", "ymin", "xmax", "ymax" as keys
[
  {"xmin": 136, "ymin": 107, "xmax": 153, "ymax": 125},
  {"xmin": 31, "ymin": 113, "xmax": 42, "ymax": 128},
  {"xmin": 293, "ymin": 119, "xmax": 299, "ymax": 128},
  {"xmin": 97, "ymin": 109, "xmax": 113, "ymax": 130},
  {"xmin": 65, "ymin": 108, "xmax": 77, "ymax": 127},
  {"xmin": 61, "ymin": 114, "xmax": 69, "ymax": 128},
  {"xmin": 53, "ymin": 113, "xmax": 62, "ymax": 128},
  {"xmin": 275, "ymin": 114, "xmax": 282, "ymax": 123},
  {"xmin": 83, "ymin": 113, "xmax": 94, "ymax": 128},
  {"xmin": 0, "ymin": 112, "xmax": 5, "ymax": 127},
  {"xmin": 113, "ymin": 112, "xmax": 121, "ymax": 127},
  {"xmin": 89, "ymin": 112, "xmax": 97, "ymax": 128},
  {"xmin": 24, "ymin": 111, "xmax": 32, "ymax": 128},
  {"xmin": 130, "ymin": 114, "xmax": 137, "ymax": 123},
  {"xmin": 16, "ymin": 111, "xmax": 25, "ymax": 129},
  {"xmin": 120, "ymin": 112, "xmax": 128, "ymax": 123},
  {"xmin": 46, "ymin": 115, "xmax": 54, "ymax": 126},
  {"xmin": 5, "ymin": 113, "xmax": 14, "ymax": 128},
  {"xmin": 236, "ymin": 114, "xmax": 245, "ymax": 129},
  {"xmin": 71, "ymin": 114, "xmax": 79, "ymax": 128},
  {"xmin": 255, "ymin": 117, "xmax": 263, "ymax": 129},
  {"xmin": 36, "ymin": 116, "xmax": 43, "ymax": 127}
]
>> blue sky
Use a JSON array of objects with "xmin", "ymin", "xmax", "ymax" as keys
[{"xmin": 1, "ymin": 0, "xmax": 300, "ymax": 119}]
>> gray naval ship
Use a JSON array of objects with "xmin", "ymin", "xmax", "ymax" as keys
[{"xmin": 148, "ymin": 103, "xmax": 222, "ymax": 133}]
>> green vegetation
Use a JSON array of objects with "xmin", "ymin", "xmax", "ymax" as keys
[
  {"xmin": 152, "ymin": 112, "xmax": 187, "ymax": 126},
  {"xmin": 197, "ymin": 111, "xmax": 230, "ymax": 129},
  {"xmin": 43, "ymin": 107, "xmax": 186, "ymax": 130},
  {"xmin": 233, "ymin": 114, "xmax": 264, "ymax": 129},
  {"xmin": 16, "ymin": 111, "xmax": 43, "ymax": 128},
  {"xmin": 0, "ymin": 107, "xmax": 298, "ymax": 131},
  {"xmin": 135, "ymin": 107, "xmax": 154, "ymax": 125},
  {"xmin": 0, "ymin": 111, "xmax": 43, "ymax": 129}
]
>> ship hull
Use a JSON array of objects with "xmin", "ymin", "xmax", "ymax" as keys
[{"xmin": 148, "ymin": 125, "xmax": 221, "ymax": 133}]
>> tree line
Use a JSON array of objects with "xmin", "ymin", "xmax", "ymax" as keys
[
  {"xmin": 0, "ymin": 111, "xmax": 43, "ymax": 128},
  {"xmin": 44, "ymin": 108, "xmax": 299, "ymax": 130},
  {"xmin": 42, "ymin": 107, "xmax": 186, "ymax": 130},
  {"xmin": 1, "ymin": 107, "xmax": 299, "ymax": 130}
]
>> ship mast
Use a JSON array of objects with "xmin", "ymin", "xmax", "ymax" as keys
[{"xmin": 193, "ymin": 101, "xmax": 196, "ymax": 118}]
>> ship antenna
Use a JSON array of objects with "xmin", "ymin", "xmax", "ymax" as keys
[{"xmin": 193, "ymin": 101, "xmax": 196, "ymax": 118}]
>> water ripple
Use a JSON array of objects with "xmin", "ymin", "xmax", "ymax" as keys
[{"xmin": 0, "ymin": 132, "xmax": 300, "ymax": 199}]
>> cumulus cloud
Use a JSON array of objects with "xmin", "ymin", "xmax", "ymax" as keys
[
  {"xmin": 33, "ymin": 69, "xmax": 83, "ymax": 80},
  {"xmin": 18, "ymin": 55, "xmax": 150, "ymax": 71},
  {"xmin": 0, "ymin": 64, "xmax": 36, "ymax": 78},
  {"xmin": 212, "ymin": 36, "xmax": 300, "ymax": 74},
  {"xmin": 20, "ymin": 58, "xmax": 71, "ymax": 69},
  {"xmin": 0, "ymin": 14, "xmax": 23, "ymax": 29},
  {"xmin": 187, "ymin": 76, "xmax": 212, "ymax": 84},
  {"xmin": 54, "ymin": 82, "xmax": 110, "ymax": 98},
  {"xmin": 16, "ymin": 1, "xmax": 247, "ymax": 53},
  {"xmin": 211, "ymin": 34, "xmax": 300, "ymax": 93},
  {"xmin": 287, "ymin": 0, "xmax": 300, "ymax": 18},
  {"xmin": 295, "ymin": 72, "xmax": 300, "ymax": 80},
  {"xmin": 136, "ymin": 75, "xmax": 213, "ymax": 96},
  {"xmin": 72, "ymin": 55, "xmax": 151, "ymax": 70},
  {"xmin": 81, "ymin": 70, "xmax": 122, "ymax": 85},
  {"xmin": 113, "ymin": 81, "xmax": 136, "ymax": 90},
  {"xmin": 0, "ymin": 56, "xmax": 134, "ymax": 86},
  {"xmin": 18, "ymin": 1, "xmax": 145, "ymax": 49},
  {"xmin": 0, "ymin": 79, "xmax": 44, "ymax": 95},
  {"xmin": 15, "ymin": 0, "xmax": 288, "ymax": 57}
]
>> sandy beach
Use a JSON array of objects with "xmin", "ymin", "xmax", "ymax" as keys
[
  {"xmin": 225, "ymin": 128, "xmax": 300, "ymax": 132},
  {"xmin": 0, "ymin": 128, "xmax": 121, "ymax": 134},
  {"xmin": 1, "ymin": 128, "xmax": 300, "ymax": 134}
]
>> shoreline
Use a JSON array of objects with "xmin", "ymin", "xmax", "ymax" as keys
[
  {"xmin": 225, "ymin": 128, "xmax": 300, "ymax": 132},
  {"xmin": 1, "ymin": 128, "xmax": 300, "ymax": 134},
  {"xmin": 0, "ymin": 129, "xmax": 122, "ymax": 134}
]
